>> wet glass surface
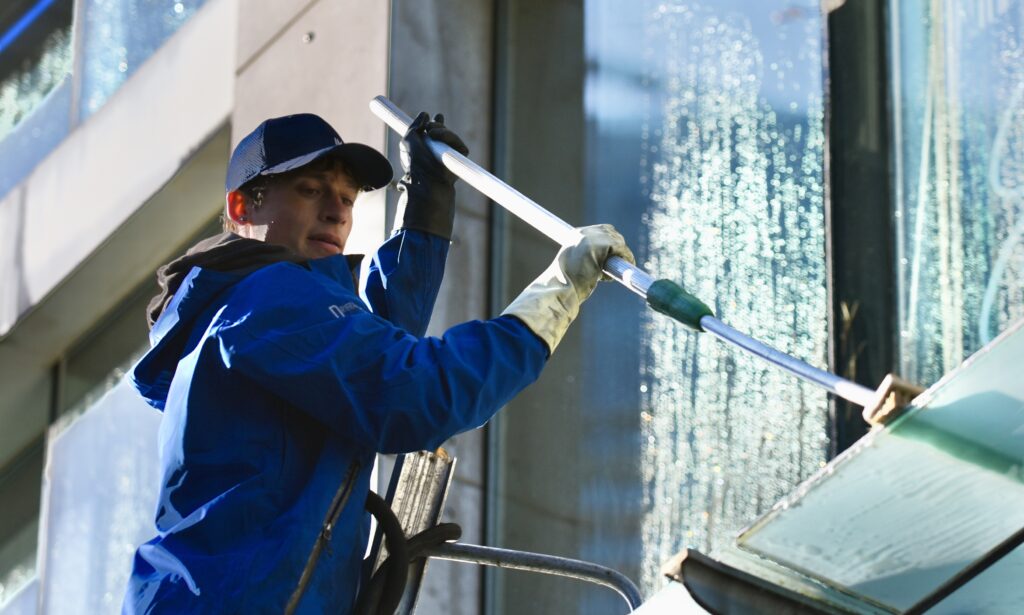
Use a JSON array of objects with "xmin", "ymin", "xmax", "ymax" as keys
[
  {"xmin": 614, "ymin": 0, "xmax": 831, "ymax": 593},
  {"xmin": 492, "ymin": 1, "xmax": 831, "ymax": 610},
  {"xmin": 892, "ymin": 0, "xmax": 1024, "ymax": 386},
  {"xmin": 737, "ymin": 321, "xmax": 1024, "ymax": 611}
]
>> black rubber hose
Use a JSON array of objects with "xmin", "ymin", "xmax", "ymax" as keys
[
  {"xmin": 352, "ymin": 494, "xmax": 463, "ymax": 615},
  {"xmin": 354, "ymin": 492, "xmax": 410, "ymax": 615},
  {"xmin": 406, "ymin": 523, "xmax": 461, "ymax": 558}
]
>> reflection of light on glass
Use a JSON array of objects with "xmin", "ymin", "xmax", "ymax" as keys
[
  {"xmin": 80, "ymin": 0, "xmax": 207, "ymax": 120},
  {"xmin": 637, "ymin": 1, "xmax": 828, "ymax": 594},
  {"xmin": 0, "ymin": 530, "xmax": 36, "ymax": 607},
  {"xmin": 0, "ymin": 0, "xmax": 60, "ymax": 55},
  {"xmin": 0, "ymin": 27, "xmax": 72, "ymax": 142},
  {"xmin": 904, "ymin": 52, "xmax": 934, "ymax": 353}
]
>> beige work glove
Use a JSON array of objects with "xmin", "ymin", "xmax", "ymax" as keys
[{"xmin": 502, "ymin": 224, "xmax": 635, "ymax": 354}]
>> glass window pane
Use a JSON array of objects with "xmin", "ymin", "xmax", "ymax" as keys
[
  {"xmin": 491, "ymin": 0, "xmax": 831, "ymax": 610},
  {"xmin": 79, "ymin": 0, "xmax": 208, "ymax": 120},
  {"xmin": 0, "ymin": 0, "xmax": 73, "ymax": 200},
  {"xmin": 0, "ymin": 524, "xmax": 37, "ymax": 612},
  {"xmin": 930, "ymin": 541, "xmax": 1024, "ymax": 614},
  {"xmin": 0, "ymin": 77, "xmax": 72, "ymax": 199},
  {"xmin": 59, "ymin": 283, "xmax": 153, "ymax": 418},
  {"xmin": 627, "ymin": 0, "xmax": 830, "ymax": 586},
  {"xmin": 0, "ymin": 575, "xmax": 37, "ymax": 615},
  {"xmin": 736, "ymin": 321, "xmax": 1024, "ymax": 611},
  {"xmin": 0, "ymin": 1, "xmax": 73, "ymax": 142},
  {"xmin": 0, "ymin": 449, "xmax": 41, "ymax": 610},
  {"xmin": 39, "ymin": 378, "xmax": 162, "ymax": 613},
  {"xmin": 892, "ymin": 1, "xmax": 1024, "ymax": 386}
]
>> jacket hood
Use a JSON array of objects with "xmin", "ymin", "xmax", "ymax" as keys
[
  {"xmin": 147, "ymin": 232, "xmax": 307, "ymax": 328},
  {"xmin": 134, "ymin": 233, "xmax": 365, "ymax": 409},
  {"xmin": 134, "ymin": 233, "xmax": 307, "ymax": 409}
]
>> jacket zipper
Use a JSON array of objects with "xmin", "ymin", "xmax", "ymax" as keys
[{"xmin": 284, "ymin": 460, "xmax": 361, "ymax": 614}]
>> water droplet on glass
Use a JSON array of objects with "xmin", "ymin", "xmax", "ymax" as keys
[{"xmin": 636, "ymin": 3, "xmax": 829, "ymax": 594}]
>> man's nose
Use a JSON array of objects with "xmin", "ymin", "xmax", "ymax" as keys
[{"xmin": 322, "ymin": 193, "xmax": 351, "ymax": 223}]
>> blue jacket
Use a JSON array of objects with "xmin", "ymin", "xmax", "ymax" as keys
[{"xmin": 124, "ymin": 230, "xmax": 547, "ymax": 613}]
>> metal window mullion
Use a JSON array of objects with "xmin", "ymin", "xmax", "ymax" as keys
[
  {"xmin": 903, "ymin": 525, "xmax": 1024, "ymax": 615},
  {"xmin": 68, "ymin": 0, "xmax": 88, "ymax": 129}
]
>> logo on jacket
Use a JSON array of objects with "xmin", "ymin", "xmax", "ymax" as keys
[{"xmin": 328, "ymin": 302, "xmax": 360, "ymax": 319}]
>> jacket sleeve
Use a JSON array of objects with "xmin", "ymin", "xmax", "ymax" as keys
[
  {"xmin": 213, "ymin": 266, "xmax": 547, "ymax": 454},
  {"xmin": 361, "ymin": 229, "xmax": 449, "ymax": 336}
]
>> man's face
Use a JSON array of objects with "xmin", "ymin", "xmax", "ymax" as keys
[{"xmin": 245, "ymin": 167, "xmax": 359, "ymax": 259}]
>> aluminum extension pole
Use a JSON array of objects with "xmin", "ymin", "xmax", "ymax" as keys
[{"xmin": 369, "ymin": 96, "xmax": 876, "ymax": 408}]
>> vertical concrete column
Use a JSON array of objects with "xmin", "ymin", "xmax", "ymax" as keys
[{"xmin": 389, "ymin": 1, "xmax": 496, "ymax": 612}]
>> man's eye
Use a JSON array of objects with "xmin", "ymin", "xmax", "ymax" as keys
[{"xmin": 300, "ymin": 186, "xmax": 321, "ymax": 197}]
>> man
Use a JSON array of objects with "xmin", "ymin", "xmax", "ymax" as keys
[{"xmin": 124, "ymin": 111, "xmax": 633, "ymax": 613}]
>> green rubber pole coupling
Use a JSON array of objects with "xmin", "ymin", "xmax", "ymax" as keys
[{"xmin": 646, "ymin": 279, "xmax": 714, "ymax": 331}]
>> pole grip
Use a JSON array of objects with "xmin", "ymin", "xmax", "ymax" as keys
[{"xmin": 646, "ymin": 279, "xmax": 714, "ymax": 331}]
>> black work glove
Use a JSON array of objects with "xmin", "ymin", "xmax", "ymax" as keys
[{"xmin": 398, "ymin": 112, "xmax": 470, "ymax": 240}]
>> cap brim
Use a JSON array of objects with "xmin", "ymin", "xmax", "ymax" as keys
[{"xmin": 262, "ymin": 142, "xmax": 393, "ymax": 190}]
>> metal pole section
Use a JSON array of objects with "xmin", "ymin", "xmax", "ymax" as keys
[
  {"xmin": 369, "ymin": 95, "xmax": 877, "ymax": 407},
  {"xmin": 422, "ymin": 542, "xmax": 643, "ymax": 612},
  {"xmin": 700, "ymin": 317, "xmax": 877, "ymax": 408},
  {"xmin": 369, "ymin": 96, "xmax": 650, "ymax": 298}
]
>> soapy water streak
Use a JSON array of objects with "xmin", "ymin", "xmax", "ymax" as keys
[
  {"xmin": 898, "ymin": 6, "xmax": 1024, "ymax": 385},
  {"xmin": 638, "ymin": 3, "xmax": 829, "ymax": 593},
  {"xmin": 979, "ymin": 81, "xmax": 1024, "ymax": 345}
]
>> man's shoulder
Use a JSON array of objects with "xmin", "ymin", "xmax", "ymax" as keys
[{"xmin": 222, "ymin": 260, "xmax": 362, "ymax": 323}]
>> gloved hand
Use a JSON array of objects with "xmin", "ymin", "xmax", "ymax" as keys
[
  {"xmin": 398, "ymin": 111, "xmax": 469, "ymax": 240},
  {"xmin": 502, "ymin": 224, "xmax": 635, "ymax": 354}
]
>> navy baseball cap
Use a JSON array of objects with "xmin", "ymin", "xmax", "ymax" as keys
[{"xmin": 226, "ymin": 113, "xmax": 393, "ymax": 192}]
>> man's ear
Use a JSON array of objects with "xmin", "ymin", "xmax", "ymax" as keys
[{"xmin": 225, "ymin": 190, "xmax": 250, "ymax": 225}]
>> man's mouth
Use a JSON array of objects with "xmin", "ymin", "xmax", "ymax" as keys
[{"xmin": 309, "ymin": 234, "xmax": 342, "ymax": 254}]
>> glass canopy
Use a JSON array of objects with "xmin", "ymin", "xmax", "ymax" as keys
[{"xmin": 735, "ymin": 319, "xmax": 1024, "ymax": 612}]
